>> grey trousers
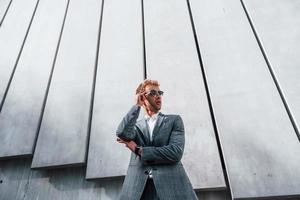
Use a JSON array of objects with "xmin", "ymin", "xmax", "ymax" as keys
[{"xmin": 140, "ymin": 179, "xmax": 159, "ymax": 200}]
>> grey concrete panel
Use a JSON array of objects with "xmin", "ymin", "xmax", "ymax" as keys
[
  {"xmin": 0, "ymin": 0, "xmax": 11, "ymax": 26},
  {"xmin": 86, "ymin": 0, "xmax": 143, "ymax": 179},
  {"xmin": 243, "ymin": 0, "xmax": 300, "ymax": 140},
  {"xmin": 0, "ymin": 0, "xmax": 68, "ymax": 158},
  {"xmin": 0, "ymin": 159, "xmax": 232, "ymax": 199},
  {"xmin": 189, "ymin": 0, "xmax": 300, "ymax": 198},
  {"xmin": 31, "ymin": 0, "xmax": 102, "ymax": 168},
  {"xmin": 143, "ymin": 0, "xmax": 226, "ymax": 190},
  {"xmin": 0, "ymin": 0, "xmax": 38, "ymax": 106}
]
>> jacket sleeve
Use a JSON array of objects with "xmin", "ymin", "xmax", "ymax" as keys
[
  {"xmin": 140, "ymin": 115, "xmax": 185, "ymax": 164},
  {"xmin": 116, "ymin": 105, "xmax": 141, "ymax": 141}
]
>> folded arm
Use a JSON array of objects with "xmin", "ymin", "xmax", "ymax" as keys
[
  {"xmin": 140, "ymin": 115, "xmax": 185, "ymax": 164},
  {"xmin": 116, "ymin": 105, "xmax": 141, "ymax": 141}
]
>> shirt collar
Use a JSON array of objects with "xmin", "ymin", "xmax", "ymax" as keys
[{"xmin": 145, "ymin": 113, "xmax": 159, "ymax": 121}]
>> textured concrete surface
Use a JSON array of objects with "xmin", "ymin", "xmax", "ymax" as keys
[
  {"xmin": 0, "ymin": 0, "xmax": 11, "ymax": 25},
  {"xmin": 0, "ymin": 0, "xmax": 299, "ymax": 198},
  {"xmin": 86, "ymin": 0, "xmax": 144, "ymax": 179},
  {"xmin": 243, "ymin": 0, "xmax": 300, "ymax": 140},
  {"xmin": 144, "ymin": 0, "xmax": 225, "ymax": 190},
  {"xmin": 31, "ymin": 0, "xmax": 102, "ymax": 168},
  {"xmin": 0, "ymin": 158, "xmax": 231, "ymax": 200},
  {"xmin": 0, "ymin": 0, "xmax": 68, "ymax": 158},
  {"xmin": 189, "ymin": 0, "xmax": 300, "ymax": 198},
  {"xmin": 0, "ymin": 0, "xmax": 38, "ymax": 105}
]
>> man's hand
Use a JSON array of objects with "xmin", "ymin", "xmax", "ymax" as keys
[
  {"xmin": 136, "ymin": 92, "xmax": 146, "ymax": 107},
  {"xmin": 117, "ymin": 138, "xmax": 137, "ymax": 153}
]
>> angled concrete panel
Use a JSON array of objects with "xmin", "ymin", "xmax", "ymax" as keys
[
  {"xmin": 243, "ymin": 0, "xmax": 300, "ymax": 141},
  {"xmin": 144, "ymin": 0, "xmax": 226, "ymax": 190},
  {"xmin": 0, "ymin": 0, "xmax": 38, "ymax": 107},
  {"xmin": 189, "ymin": 0, "xmax": 300, "ymax": 198},
  {"xmin": 0, "ymin": 0, "xmax": 68, "ymax": 159},
  {"xmin": 86, "ymin": 0, "xmax": 143, "ymax": 179},
  {"xmin": 31, "ymin": 0, "xmax": 102, "ymax": 168}
]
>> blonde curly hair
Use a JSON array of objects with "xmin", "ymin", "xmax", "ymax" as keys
[{"xmin": 136, "ymin": 79, "xmax": 160, "ymax": 94}]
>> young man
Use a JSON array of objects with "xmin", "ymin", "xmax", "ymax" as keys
[{"xmin": 116, "ymin": 79, "xmax": 197, "ymax": 200}]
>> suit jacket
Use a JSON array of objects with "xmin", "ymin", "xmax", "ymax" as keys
[{"xmin": 116, "ymin": 105, "xmax": 198, "ymax": 200}]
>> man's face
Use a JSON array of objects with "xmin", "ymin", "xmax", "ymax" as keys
[{"xmin": 144, "ymin": 85, "xmax": 162, "ymax": 113}]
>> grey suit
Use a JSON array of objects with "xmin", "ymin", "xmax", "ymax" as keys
[{"xmin": 116, "ymin": 105, "xmax": 198, "ymax": 200}]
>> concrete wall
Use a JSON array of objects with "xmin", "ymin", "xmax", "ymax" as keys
[
  {"xmin": 0, "ymin": 0, "xmax": 299, "ymax": 199},
  {"xmin": 0, "ymin": 158, "xmax": 231, "ymax": 200}
]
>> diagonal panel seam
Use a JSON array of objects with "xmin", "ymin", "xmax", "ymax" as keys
[
  {"xmin": 84, "ymin": 0, "xmax": 105, "ymax": 166},
  {"xmin": 241, "ymin": 0, "xmax": 300, "ymax": 143},
  {"xmin": 0, "ymin": 0, "xmax": 40, "ymax": 112},
  {"xmin": 0, "ymin": 0, "xmax": 13, "ymax": 27},
  {"xmin": 32, "ymin": 0, "xmax": 71, "ymax": 158},
  {"xmin": 186, "ymin": 0, "xmax": 231, "ymax": 193}
]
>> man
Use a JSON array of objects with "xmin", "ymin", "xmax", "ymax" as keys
[{"xmin": 116, "ymin": 79, "xmax": 197, "ymax": 200}]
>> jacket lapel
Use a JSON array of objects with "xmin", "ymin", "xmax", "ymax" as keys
[
  {"xmin": 152, "ymin": 113, "xmax": 165, "ymax": 140},
  {"xmin": 136, "ymin": 119, "xmax": 151, "ymax": 145}
]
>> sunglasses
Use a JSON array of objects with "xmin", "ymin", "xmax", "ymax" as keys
[{"xmin": 146, "ymin": 90, "xmax": 164, "ymax": 97}]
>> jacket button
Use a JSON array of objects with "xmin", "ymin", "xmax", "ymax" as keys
[{"xmin": 144, "ymin": 170, "xmax": 149, "ymax": 175}]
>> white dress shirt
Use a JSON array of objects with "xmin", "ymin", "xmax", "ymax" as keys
[
  {"xmin": 145, "ymin": 113, "xmax": 158, "ymax": 142},
  {"xmin": 144, "ymin": 113, "xmax": 159, "ymax": 178}
]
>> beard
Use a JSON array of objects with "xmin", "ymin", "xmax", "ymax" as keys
[{"xmin": 151, "ymin": 101, "xmax": 161, "ymax": 112}]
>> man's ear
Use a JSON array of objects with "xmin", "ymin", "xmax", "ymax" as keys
[
  {"xmin": 142, "ymin": 94, "xmax": 148, "ymax": 101},
  {"xmin": 142, "ymin": 99, "xmax": 148, "ymax": 110}
]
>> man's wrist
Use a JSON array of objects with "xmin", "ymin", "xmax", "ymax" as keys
[{"xmin": 134, "ymin": 146, "xmax": 143, "ymax": 156}]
